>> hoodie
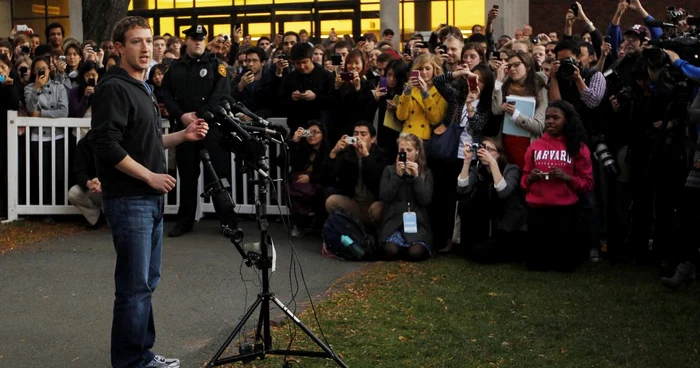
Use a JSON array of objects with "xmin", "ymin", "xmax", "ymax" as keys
[
  {"xmin": 89, "ymin": 67, "xmax": 166, "ymax": 199},
  {"xmin": 520, "ymin": 133, "xmax": 593, "ymax": 207}
]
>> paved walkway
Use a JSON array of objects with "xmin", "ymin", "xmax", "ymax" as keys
[{"xmin": 0, "ymin": 219, "xmax": 365, "ymax": 367}]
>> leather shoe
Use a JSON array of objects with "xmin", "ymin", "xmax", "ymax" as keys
[{"xmin": 168, "ymin": 223, "xmax": 193, "ymax": 237}]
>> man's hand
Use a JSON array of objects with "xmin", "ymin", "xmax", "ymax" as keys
[
  {"xmin": 566, "ymin": 9, "xmax": 576, "ymax": 28},
  {"xmin": 551, "ymin": 60, "xmax": 561, "ymax": 77},
  {"xmin": 330, "ymin": 135, "xmax": 349, "ymax": 159},
  {"xmin": 87, "ymin": 178, "xmax": 102, "ymax": 193},
  {"xmin": 183, "ymin": 119, "xmax": 208, "ymax": 141},
  {"xmin": 574, "ymin": 1, "xmax": 588, "ymax": 21},
  {"xmin": 291, "ymin": 90, "xmax": 302, "ymax": 101},
  {"xmin": 146, "ymin": 172, "xmax": 177, "ymax": 193},
  {"xmin": 275, "ymin": 59, "xmax": 289, "ymax": 76},
  {"xmin": 615, "ymin": 0, "xmax": 629, "ymax": 16},
  {"xmin": 488, "ymin": 7, "xmax": 499, "ymax": 21},
  {"xmin": 527, "ymin": 169, "xmax": 543, "ymax": 183},
  {"xmin": 180, "ymin": 112, "xmax": 198, "ymax": 126},
  {"xmin": 237, "ymin": 71, "xmax": 255, "ymax": 91},
  {"xmin": 355, "ymin": 138, "xmax": 370, "ymax": 158},
  {"xmin": 664, "ymin": 49, "xmax": 680, "ymax": 63},
  {"xmin": 537, "ymin": 33, "xmax": 552, "ymax": 44},
  {"xmin": 610, "ymin": 95, "xmax": 620, "ymax": 112},
  {"xmin": 296, "ymin": 174, "xmax": 310, "ymax": 184},
  {"xmin": 300, "ymin": 90, "xmax": 316, "ymax": 101},
  {"xmin": 601, "ymin": 42, "xmax": 612, "ymax": 57}
]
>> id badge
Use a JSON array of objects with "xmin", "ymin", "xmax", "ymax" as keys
[{"xmin": 403, "ymin": 212, "xmax": 418, "ymax": 234}]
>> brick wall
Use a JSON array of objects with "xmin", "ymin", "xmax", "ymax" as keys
[{"xmin": 527, "ymin": 0, "xmax": 699, "ymax": 38}]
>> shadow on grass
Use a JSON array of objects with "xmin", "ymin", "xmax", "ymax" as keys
[{"xmin": 209, "ymin": 257, "xmax": 700, "ymax": 368}]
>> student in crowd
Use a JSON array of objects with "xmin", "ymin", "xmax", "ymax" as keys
[
  {"xmin": 457, "ymin": 137, "xmax": 526, "ymax": 263},
  {"xmin": 147, "ymin": 64, "xmax": 168, "ymax": 118},
  {"xmin": 374, "ymin": 59, "xmax": 409, "ymax": 156},
  {"xmin": 492, "ymin": 51, "xmax": 547, "ymax": 168},
  {"xmin": 396, "ymin": 53, "xmax": 448, "ymax": 141},
  {"xmin": 329, "ymin": 49, "xmax": 377, "ymax": 142},
  {"xmin": 284, "ymin": 122, "xmax": 330, "ymax": 238},
  {"xmin": 521, "ymin": 100, "xmax": 593, "ymax": 272},
  {"xmin": 68, "ymin": 61, "xmax": 100, "ymax": 118},
  {"xmin": 323, "ymin": 121, "xmax": 391, "ymax": 229},
  {"xmin": 68, "ymin": 131, "xmax": 103, "ymax": 229},
  {"xmin": 378, "ymin": 133, "xmax": 434, "ymax": 261}
]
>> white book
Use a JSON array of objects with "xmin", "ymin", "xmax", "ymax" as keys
[{"xmin": 503, "ymin": 95, "xmax": 536, "ymax": 138}]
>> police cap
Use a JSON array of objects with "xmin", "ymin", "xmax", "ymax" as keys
[{"xmin": 183, "ymin": 24, "xmax": 207, "ymax": 40}]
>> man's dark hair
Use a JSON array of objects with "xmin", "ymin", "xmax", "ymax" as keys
[
  {"xmin": 333, "ymin": 40, "xmax": 350, "ymax": 52},
  {"xmin": 283, "ymin": 31, "xmax": 300, "ymax": 43},
  {"xmin": 438, "ymin": 26, "xmax": 462, "ymax": 42},
  {"xmin": 163, "ymin": 33, "xmax": 172, "ymax": 37},
  {"xmin": 290, "ymin": 42, "xmax": 314, "ymax": 61},
  {"xmin": 0, "ymin": 40, "xmax": 12, "ymax": 51},
  {"xmin": 468, "ymin": 33, "xmax": 488, "ymax": 44},
  {"xmin": 382, "ymin": 28, "xmax": 395, "ymax": 37},
  {"xmin": 376, "ymin": 53, "xmax": 393, "ymax": 64},
  {"xmin": 580, "ymin": 41, "xmax": 595, "ymax": 58},
  {"xmin": 112, "ymin": 16, "xmax": 151, "ymax": 45},
  {"xmin": 244, "ymin": 46, "xmax": 267, "ymax": 62},
  {"xmin": 44, "ymin": 22, "xmax": 64, "ymax": 41},
  {"xmin": 376, "ymin": 41, "xmax": 393, "ymax": 50},
  {"xmin": 354, "ymin": 121, "xmax": 376, "ymax": 137},
  {"xmin": 299, "ymin": 29, "xmax": 308, "ymax": 36},
  {"xmin": 363, "ymin": 33, "xmax": 377, "ymax": 43},
  {"xmin": 554, "ymin": 39, "xmax": 581, "ymax": 57},
  {"xmin": 257, "ymin": 36, "xmax": 270, "ymax": 45},
  {"xmin": 33, "ymin": 44, "xmax": 52, "ymax": 57}
]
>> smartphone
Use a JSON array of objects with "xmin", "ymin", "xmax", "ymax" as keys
[
  {"xmin": 378, "ymin": 77, "xmax": 388, "ymax": 91},
  {"xmin": 331, "ymin": 54, "xmax": 342, "ymax": 66},
  {"xmin": 570, "ymin": 1, "xmax": 579, "ymax": 17},
  {"xmin": 19, "ymin": 66, "xmax": 28, "ymax": 75},
  {"xmin": 604, "ymin": 36, "xmax": 611, "ymax": 43},
  {"xmin": 38, "ymin": 69, "xmax": 46, "ymax": 77},
  {"xmin": 87, "ymin": 78, "xmax": 96, "ymax": 87},
  {"xmin": 437, "ymin": 44, "xmax": 448, "ymax": 53},
  {"xmin": 340, "ymin": 71, "xmax": 354, "ymax": 81},
  {"xmin": 398, "ymin": 151, "xmax": 407, "ymax": 163},
  {"xmin": 162, "ymin": 57, "xmax": 173, "ymax": 66},
  {"xmin": 491, "ymin": 51, "xmax": 500, "ymax": 59},
  {"xmin": 278, "ymin": 53, "xmax": 287, "ymax": 61},
  {"xmin": 468, "ymin": 76, "xmax": 478, "ymax": 92},
  {"xmin": 240, "ymin": 68, "xmax": 250, "ymax": 76},
  {"xmin": 410, "ymin": 70, "xmax": 420, "ymax": 79},
  {"xmin": 506, "ymin": 100, "xmax": 516, "ymax": 106},
  {"xmin": 492, "ymin": 5, "xmax": 499, "ymax": 9}
]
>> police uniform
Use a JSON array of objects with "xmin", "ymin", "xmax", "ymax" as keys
[{"xmin": 162, "ymin": 24, "xmax": 232, "ymax": 237}]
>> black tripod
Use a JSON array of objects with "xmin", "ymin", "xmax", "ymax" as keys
[{"xmin": 201, "ymin": 149, "xmax": 348, "ymax": 368}]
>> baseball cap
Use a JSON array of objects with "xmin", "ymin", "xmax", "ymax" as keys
[{"xmin": 624, "ymin": 24, "xmax": 651, "ymax": 41}]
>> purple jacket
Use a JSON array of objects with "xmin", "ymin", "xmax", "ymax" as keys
[{"xmin": 69, "ymin": 86, "xmax": 92, "ymax": 118}]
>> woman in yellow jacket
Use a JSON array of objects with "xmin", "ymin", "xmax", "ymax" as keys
[{"xmin": 396, "ymin": 53, "xmax": 448, "ymax": 141}]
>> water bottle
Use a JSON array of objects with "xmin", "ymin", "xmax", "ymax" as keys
[{"xmin": 340, "ymin": 235, "xmax": 365, "ymax": 259}]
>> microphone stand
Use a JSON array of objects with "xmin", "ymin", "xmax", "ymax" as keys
[{"xmin": 203, "ymin": 139, "xmax": 348, "ymax": 367}]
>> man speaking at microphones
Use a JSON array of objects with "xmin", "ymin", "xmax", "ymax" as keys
[
  {"xmin": 89, "ymin": 16, "xmax": 209, "ymax": 368},
  {"xmin": 162, "ymin": 23, "xmax": 231, "ymax": 237}
]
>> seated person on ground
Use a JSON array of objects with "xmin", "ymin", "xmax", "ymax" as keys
[
  {"xmin": 378, "ymin": 133, "xmax": 434, "ymax": 261},
  {"xmin": 68, "ymin": 131, "xmax": 102, "ymax": 229},
  {"xmin": 323, "ymin": 121, "xmax": 391, "ymax": 229}
]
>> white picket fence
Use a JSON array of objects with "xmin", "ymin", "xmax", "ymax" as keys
[{"xmin": 5, "ymin": 111, "xmax": 288, "ymax": 222}]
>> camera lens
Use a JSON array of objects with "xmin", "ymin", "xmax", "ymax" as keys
[{"xmin": 594, "ymin": 143, "xmax": 620, "ymax": 176}]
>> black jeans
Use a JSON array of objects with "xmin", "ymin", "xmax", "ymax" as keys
[{"xmin": 526, "ymin": 205, "xmax": 582, "ymax": 272}]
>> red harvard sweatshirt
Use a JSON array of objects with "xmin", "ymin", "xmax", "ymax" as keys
[{"xmin": 520, "ymin": 133, "xmax": 594, "ymax": 207}]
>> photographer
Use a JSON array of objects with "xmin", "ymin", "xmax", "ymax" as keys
[
  {"xmin": 329, "ymin": 49, "xmax": 377, "ymax": 143},
  {"xmin": 378, "ymin": 133, "xmax": 434, "ymax": 261},
  {"xmin": 457, "ymin": 138, "xmax": 526, "ymax": 263},
  {"xmin": 233, "ymin": 47, "xmax": 274, "ymax": 119},
  {"xmin": 323, "ymin": 121, "xmax": 391, "ymax": 229},
  {"xmin": 68, "ymin": 61, "xmax": 100, "ymax": 118},
  {"xmin": 664, "ymin": 49, "xmax": 700, "ymax": 81}
]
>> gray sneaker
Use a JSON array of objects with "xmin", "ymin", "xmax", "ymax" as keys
[{"xmin": 145, "ymin": 355, "xmax": 180, "ymax": 368}]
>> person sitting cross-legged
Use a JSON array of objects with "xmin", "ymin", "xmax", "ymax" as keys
[{"xmin": 68, "ymin": 131, "xmax": 103, "ymax": 229}]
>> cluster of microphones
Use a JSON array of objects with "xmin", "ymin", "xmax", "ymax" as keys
[{"xmin": 202, "ymin": 95, "xmax": 280, "ymax": 143}]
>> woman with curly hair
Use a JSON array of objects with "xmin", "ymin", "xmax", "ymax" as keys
[{"xmin": 521, "ymin": 100, "xmax": 593, "ymax": 272}]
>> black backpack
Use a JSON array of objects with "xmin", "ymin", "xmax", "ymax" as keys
[{"xmin": 322, "ymin": 209, "xmax": 376, "ymax": 261}]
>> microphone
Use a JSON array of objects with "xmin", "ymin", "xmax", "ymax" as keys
[
  {"xmin": 645, "ymin": 19, "xmax": 677, "ymax": 28},
  {"xmin": 199, "ymin": 149, "xmax": 243, "ymax": 242},
  {"xmin": 210, "ymin": 107, "xmax": 252, "ymax": 141},
  {"xmin": 240, "ymin": 124, "xmax": 279, "ymax": 136},
  {"xmin": 232, "ymin": 102, "xmax": 271, "ymax": 127}
]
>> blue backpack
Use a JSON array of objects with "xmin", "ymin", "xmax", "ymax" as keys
[{"xmin": 322, "ymin": 209, "xmax": 376, "ymax": 261}]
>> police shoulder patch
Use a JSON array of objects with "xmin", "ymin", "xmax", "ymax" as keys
[{"xmin": 218, "ymin": 64, "xmax": 226, "ymax": 77}]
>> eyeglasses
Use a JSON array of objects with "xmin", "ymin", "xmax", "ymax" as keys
[
  {"xmin": 307, "ymin": 130, "xmax": 322, "ymax": 136},
  {"xmin": 484, "ymin": 146, "xmax": 498, "ymax": 153},
  {"xmin": 507, "ymin": 61, "xmax": 523, "ymax": 69}
]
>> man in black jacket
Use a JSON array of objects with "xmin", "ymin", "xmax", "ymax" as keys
[
  {"xmin": 68, "ymin": 131, "xmax": 102, "ymax": 229},
  {"xmin": 162, "ymin": 23, "xmax": 231, "ymax": 237},
  {"xmin": 323, "ymin": 121, "xmax": 391, "ymax": 228},
  {"xmin": 89, "ymin": 16, "xmax": 209, "ymax": 368}
]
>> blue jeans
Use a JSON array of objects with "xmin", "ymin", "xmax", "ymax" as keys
[{"xmin": 103, "ymin": 195, "xmax": 164, "ymax": 368}]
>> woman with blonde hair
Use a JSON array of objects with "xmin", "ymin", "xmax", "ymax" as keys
[
  {"xmin": 378, "ymin": 133, "xmax": 434, "ymax": 261},
  {"xmin": 396, "ymin": 53, "xmax": 448, "ymax": 141}
]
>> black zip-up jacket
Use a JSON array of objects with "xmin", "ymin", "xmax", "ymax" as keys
[
  {"xmin": 89, "ymin": 67, "xmax": 166, "ymax": 199},
  {"xmin": 321, "ymin": 144, "xmax": 391, "ymax": 199}
]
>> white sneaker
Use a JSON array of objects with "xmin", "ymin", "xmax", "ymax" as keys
[
  {"xmin": 292, "ymin": 225, "xmax": 305, "ymax": 238},
  {"xmin": 145, "ymin": 355, "xmax": 180, "ymax": 368},
  {"xmin": 589, "ymin": 248, "xmax": 600, "ymax": 263}
]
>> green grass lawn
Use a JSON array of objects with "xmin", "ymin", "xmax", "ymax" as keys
[{"xmin": 217, "ymin": 257, "xmax": 700, "ymax": 368}]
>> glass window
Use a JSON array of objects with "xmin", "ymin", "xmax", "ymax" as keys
[
  {"xmin": 454, "ymin": 0, "xmax": 485, "ymax": 35},
  {"xmin": 431, "ymin": 1, "xmax": 447, "ymax": 30},
  {"xmin": 129, "ymin": 0, "xmax": 156, "ymax": 10},
  {"xmin": 12, "ymin": 0, "xmax": 36, "ymax": 18},
  {"xmin": 195, "ymin": 0, "xmax": 233, "ymax": 5},
  {"xmin": 320, "ymin": 19, "xmax": 352, "ymax": 39},
  {"xmin": 160, "ymin": 17, "xmax": 175, "ymax": 36},
  {"xmin": 158, "ymin": 0, "xmax": 174, "ymax": 9},
  {"xmin": 176, "ymin": 0, "xmax": 193, "ymax": 8},
  {"xmin": 212, "ymin": 24, "xmax": 232, "ymax": 37},
  {"xmin": 247, "ymin": 22, "xmax": 271, "ymax": 39},
  {"xmin": 47, "ymin": 0, "xmax": 70, "ymax": 16},
  {"xmin": 400, "ymin": 2, "xmax": 415, "ymax": 41},
  {"xmin": 361, "ymin": 18, "xmax": 380, "ymax": 36}
]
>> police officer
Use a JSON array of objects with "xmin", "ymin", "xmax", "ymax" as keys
[{"xmin": 162, "ymin": 24, "xmax": 231, "ymax": 237}]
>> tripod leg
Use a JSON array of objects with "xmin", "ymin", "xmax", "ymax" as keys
[
  {"xmin": 270, "ymin": 297, "xmax": 349, "ymax": 368},
  {"xmin": 207, "ymin": 297, "xmax": 264, "ymax": 367}
]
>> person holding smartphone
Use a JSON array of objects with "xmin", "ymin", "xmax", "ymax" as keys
[
  {"xmin": 521, "ymin": 100, "xmax": 593, "ymax": 272},
  {"xmin": 69, "ymin": 61, "xmax": 100, "ymax": 118},
  {"xmin": 396, "ymin": 53, "xmax": 448, "ymax": 141},
  {"xmin": 378, "ymin": 133, "xmax": 434, "ymax": 261}
]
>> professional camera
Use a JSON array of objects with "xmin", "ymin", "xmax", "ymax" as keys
[
  {"xmin": 470, "ymin": 142, "xmax": 484, "ymax": 161},
  {"xmin": 558, "ymin": 57, "xmax": 579, "ymax": 79},
  {"xmin": 643, "ymin": 37, "xmax": 700, "ymax": 68},
  {"xmin": 592, "ymin": 135, "xmax": 621, "ymax": 176},
  {"xmin": 603, "ymin": 70, "xmax": 633, "ymax": 108}
]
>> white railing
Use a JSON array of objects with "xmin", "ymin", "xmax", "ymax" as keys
[{"xmin": 5, "ymin": 111, "xmax": 288, "ymax": 222}]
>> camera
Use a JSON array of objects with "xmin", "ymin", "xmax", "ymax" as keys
[
  {"xmin": 223, "ymin": 34, "xmax": 230, "ymax": 41},
  {"xmin": 20, "ymin": 46, "xmax": 30, "ymax": 55},
  {"xmin": 592, "ymin": 135, "xmax": 621, "ymax": 176},
  {"xmin": 38, "ymin": 69, "xmax": 46, "ymax": 77},
  {"xmin": 19, "ymin": 66, "xmax": 28, "ymax": 76},
  {"xmin": 87, "ymin": 78, "xmax": 96, "ymax": 87},
  {"xmin": 345, "ymin": 136, "xmax": 357, "ymax": 145},
  {"xmin": 278, "ymin": 54, "xmax": 287, "ymax": 61},
  {"xmin": 604, "ymin": 69, "xmax": 633, "ymax": 108},
  {"xmin": 540, "ymin": 171, "xmax": 551, "ymax": 180},
  {"xmin": 17, "ymin": 25, "xmax": 27, "ymax": 32},
  {"xmin": 470, "ymin": 142, "xmax": 484, "ymax": 161},
  {"xmin": 59, "ymin": 55, "xmax": 66, "ymax": 62},
  {"xmin": 340, "ymin": 71, "xmax": 354, "ymax": 81},
  {"xmin": 301, "ymin": 129, "xmax": 311, "ymax": 137},
  {"xmin": 558, "ymin": 57, "xmax": 578, "ymax": 79}
]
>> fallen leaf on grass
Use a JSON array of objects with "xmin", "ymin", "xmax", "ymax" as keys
[{"xmin": 398, "ymin": 335, "xmax": 409, "ymax": 342}]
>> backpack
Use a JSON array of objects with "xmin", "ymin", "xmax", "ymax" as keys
[{"xmin": 322, "ymin": 209, "xmax": 376, "ymax": 261}]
